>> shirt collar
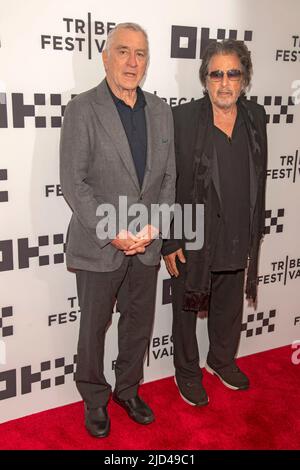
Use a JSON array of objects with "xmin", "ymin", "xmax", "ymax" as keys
[{"xmin": 106, "ymin": 79, "xmax": 146, "ymax": 110}]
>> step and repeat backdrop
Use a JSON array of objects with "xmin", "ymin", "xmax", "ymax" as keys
[{"xmin": 0, "ymin": 0, "xmax": 300, "ymax": 423}]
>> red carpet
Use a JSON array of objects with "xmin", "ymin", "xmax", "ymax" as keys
[{"xmin": 0, "ymin": 345, "xmax": 299, "ymax": 450}]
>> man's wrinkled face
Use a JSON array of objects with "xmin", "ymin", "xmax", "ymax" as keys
[
  {"xmin": 102, "ymin": 28, "xmax": 148, "ymax": 94},
  {"xmin": 206, "ymin": 53, "xmax": 244, "ymax": 110}
]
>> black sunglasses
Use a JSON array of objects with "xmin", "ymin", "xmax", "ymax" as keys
[{"xmin": 207, "ymin": 69, "xmax": 243, "ymax": 81}]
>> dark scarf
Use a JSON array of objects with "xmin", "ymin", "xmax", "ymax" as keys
[{"xmin": 182, "ymin": 95, "xmax": 262, "ymax": 312}]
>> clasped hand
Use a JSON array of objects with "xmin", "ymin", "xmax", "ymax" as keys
[{"xmin": 111, "ymin": 225, "xmax": 159, "ymax": 255}]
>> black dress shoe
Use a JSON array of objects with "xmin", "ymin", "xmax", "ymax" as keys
[
  {"xmin": 113, "ymin": 393, "xmax": 154, "ymax": 424},
  {"xmin": 84, "ymin": 404, "xmax": 110, "ymax": 438}
]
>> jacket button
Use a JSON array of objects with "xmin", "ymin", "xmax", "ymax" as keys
[{"xmin": 217, "ymin": 213, "xmax": 220, "ymax": 218}]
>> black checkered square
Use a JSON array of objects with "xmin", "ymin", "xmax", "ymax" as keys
[
  {"xmin": 244, "ymin": 30, "xmax": 252, "ymax": 41},
  {"xmin": 35, "ymin": 116, "xmax": 46, "ymax": 128},
  {"xmin": 51, "ymin": 116, "xmax": 62, "ymax": 127},
  {"xmin": 41, "ymin": 361, "xmax": 51, "ymax": 371},
  {"xmin": 280, "ymin": 105, "xmax": 288, "ymax": 114},
  {"xmin": 0, "ymin": 306, "xmax": 13, "ymax": 337},
  {"xmin": 50, "ymin": 94, "xmax": 61, "ymax": 106},
  {"xmin": 274, "ymin": 96, "xmax": 282, "ymax": 106},
  {"xmin": 264, "ymin": 209, "xmax": 284, "ymax": 234},
  {"xmin": 241, "ymin": 309, "xmax": 276, "ymax": 337},
  {"xmin": 264, "ymin": 96, "xmax": 272, "ymax": 106},
  {"xmin": 34, "ymin": 94, "xmax": 46, "ymax": 106},
  {"xmin": 217, "ymin": 29, "xmax": 226, "ymax": 40}
]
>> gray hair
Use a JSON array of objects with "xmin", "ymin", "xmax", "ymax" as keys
[
  {"xmin": 105, "ymin": 22, "xmax": 149, "ymax": 58},
  {"xmin": 199, "ymin": 39, "xmax": 253, "ymax": 95}
]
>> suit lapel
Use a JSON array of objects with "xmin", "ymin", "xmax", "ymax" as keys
[
  {"xmin": 195, "ymin": 96, "xmax": 222, "ymax": 206},
  {"xmin": 92, "ymin": 80, "xmax": 140, "ymax": 192},
  {"xmin": 141, "ymin": 100, "xmax": 159, "ymax": 195}
]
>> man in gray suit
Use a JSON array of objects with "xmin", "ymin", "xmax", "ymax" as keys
[{"xmin": 60, "ymin": 23, "xmax": 175, "ymax": 438}]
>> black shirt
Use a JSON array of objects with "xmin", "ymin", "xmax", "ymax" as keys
[
  {"xmin": 211, "ymin": 108, "xmax": 250, "ymax": 271},
  {"xmin": 108, "ymin": 83, "xmax": 147, "ymax": 188}
]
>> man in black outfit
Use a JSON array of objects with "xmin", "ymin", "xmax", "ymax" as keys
[{"xmin": 163, "ymin": 40, "xmax": 267, "ymax": 406}]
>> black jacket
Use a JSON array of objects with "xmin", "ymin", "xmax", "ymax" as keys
[{"xmin": 162, "ymin": 94, "xmax": 268, "ymax": 310}]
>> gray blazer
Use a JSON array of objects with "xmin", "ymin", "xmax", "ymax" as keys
[{"xmin": 60, "ymin": 79, "xmax": 176, "ymax": 272}]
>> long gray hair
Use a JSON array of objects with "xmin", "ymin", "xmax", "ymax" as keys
[{"xmin": 199, "ymin": 39, "xmax": 253, "ymax": 95}]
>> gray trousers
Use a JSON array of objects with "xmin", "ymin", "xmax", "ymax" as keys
[
  {"xmin": 75, "ymin": 257, "xmax": 158, "ymax": 408},
  {"xmin": 171, "ymin": 262, "xmax": 245, "ymax": 380}
]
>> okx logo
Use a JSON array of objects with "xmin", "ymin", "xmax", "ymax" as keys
[
  {"xmin": 0, "ymin": 234, "xmax": 65, "ymax": 272},
  {"xmin": 264, "ymin": 208, "xmax": 285, "ymax": 235},
  {"xmin": 241, "ymin": 309, "xmax": 276, "ymax": 337},
  {"xmin": 0, "ymin": 355, "xmax": 77, "ymax": 400},
  {"xmin": 0, "ymin": 92, "xmax": 76, "ymax": 128},
  {"xmin": 171, "ymin": 25, "xmax": 253, "ymax": 59},
  {"xmin": 41, "ymin": 14, "xmax": 115, "ymax": 59}
]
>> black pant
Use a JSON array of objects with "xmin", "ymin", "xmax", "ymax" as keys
[
  {"xmin": 75, "ymin": 257, "xmax": 158, "ymax": 408},
  {"xmin": 171, "ymin": 262, "xmax": 245, "ymax": 380}
]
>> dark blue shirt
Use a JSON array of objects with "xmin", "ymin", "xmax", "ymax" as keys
[{"xmin": 107, "ymin": 82, "xmax": 147, "ymax": 188}]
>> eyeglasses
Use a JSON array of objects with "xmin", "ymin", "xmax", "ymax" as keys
[{"xmin": 207, "ymin": 69, "xmax": 243, "ymax": 82}]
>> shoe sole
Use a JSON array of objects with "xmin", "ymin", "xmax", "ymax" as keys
[
  {"xmin": 205, "ymin": 364, "xmax": 249, "ymax": 390},
  {"xmin": 113, "ymin": 397, "xmax": 155, "ymax": 425},
  {"xmin": 174, "ymin": 377, "xmax": 209, "ymax": 406}
]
